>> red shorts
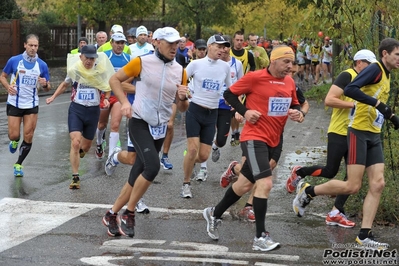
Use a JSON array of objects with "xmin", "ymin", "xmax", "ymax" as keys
[{"xmin": 100, "ymin": 94, "xmax": 120, "ymax": 109}]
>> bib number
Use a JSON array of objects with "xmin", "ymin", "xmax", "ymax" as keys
[
  {"xmin": 373, "ymin": 110, "xmax": 384, "ymax": 128},
  {"xmin": 148, "ymin": 123, "xmax": 167, "ymax": 140},
  {"xmin": 78, "ymin": 91, "xmax": 95, "ymax": 100},
  {"xmin": 268, "ymin": 97, "xmax": 291, "ymax": 116},
  {"xmin": 201, "ymin": 79, "xmax": 220, "ymax": 92},
  {"xmin": 21, "ymin": 76, "xmax": 37, "ymax": 86}
]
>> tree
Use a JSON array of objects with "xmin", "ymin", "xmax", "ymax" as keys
[
  {"xmin": 26, "ymin": 0, "xmax": 159, "ymax": 31},
  {"xmin": 0, "ymin": 0, "xmax": 23, "ymax": 19},
  {"xmin": 163, "ymin": 0, "xmax": 263, "ymax": 40}
]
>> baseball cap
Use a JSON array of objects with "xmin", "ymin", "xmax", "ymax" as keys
[
  {"xmin": 78, "ymin": 37, "xmax": 89, "ymax": 44},
  {"xmin": 111, "ymin": 24, "xmax": 124, "ymax": 34},
  {"xmin": 207, "ymin": 35, "xmax": 230, "ymax": 47},
  {"xmin": 111, "ymin": 33, "xmax": 127, "ymax": 42},
  {"xmin": 353, "ymin": 49, "xmax": 377, "ymax": 63},
  {"xmin": 156, "ymin": 27, "xmax": 182, "ymax": 43},
  {"xmin": 81, "ymin": 45, "xmax": 98, "ymax": 58},
  {"xmin": 195, "ymin": 39, "xmax": 207, "ymax": 49},
  {"xmin": 136, "ymin": 26, "xmax": 148, "ymax": 36},
  {"xmin": 126, "ymin": 27, "xmax": 137, "ymax": 37}
]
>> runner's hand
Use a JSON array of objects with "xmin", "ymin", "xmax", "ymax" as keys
[
  {"xmin": 376, "ymin": 102, "xmax": 393, "ymax": 119},
  {"xmin": 390, "ymin": 115, "xmax": 399, "ymax": 130}
]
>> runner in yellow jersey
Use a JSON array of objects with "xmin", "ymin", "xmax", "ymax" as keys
[
  {"xmin": 286, "ymin": 50, "xmax": 377, "ymax": 229},
  {"xmin": 293, "ymin": 38, "xmax": 399, "ymax": 250}
]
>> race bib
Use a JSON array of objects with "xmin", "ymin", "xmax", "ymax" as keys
[
  {"xmin": 77, "ymin": 89, "xmax": 95, "ymax": 100},
  {"xmin": 201, "ymin": 79, "xmax": 221, "ymax": 92},
  {"xmin": 268, "ymin": 97, "xmax": 291, "ymax": 116},
  {"xmin": 373, "ymin": 110, "xmax": 384, "ymax": 129},
  {"xmin": 148, "ymin": 122, "xmax": 167, "ymax": 140},
  {"xmin": 21, "ymin": 76, "xmax": 37, "ymax": 86}
]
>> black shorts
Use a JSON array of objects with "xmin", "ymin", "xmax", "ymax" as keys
[
  {"xmin": 347, "ymin": 127, "xmax": 384, "ymax": 167},
  {"xmin": 7, "ymin": 104, "xmax": 39, "ymax": 117},
  {"xmin": 304, "ymin": 59, "xmax": 311, "ymax": 65},
  {"xmin": 185, "ymin": 102, "xmax": 218, "ymax": 145},
  {"xmin": 240, "ymin": 140, "xmax": 281, "ymax": 183},
  {"xmin": 312, "ymin": 61, "xmax": 319, "ymax": 66}
]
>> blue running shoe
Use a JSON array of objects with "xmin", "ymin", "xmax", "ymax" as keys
[
  {"xmin": 9, "ymin": 140, "xmax": 19, "ymax": 153},
  {"xmin": 14, "ymin": 164, "xmax": 24, "ymax": 177},
  {"xmin": 160, "ymin": 156, "xmax": 173, "ymax": 170}
]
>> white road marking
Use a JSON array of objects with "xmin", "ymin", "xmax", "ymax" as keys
[
  {"xmin": 101, "ymin": 240, "xmax": 299, "ymax": 261},
  {"xmin": 0, "ymin": 197, "xmax": 309, "ymax": 264},
  {"xmin": 80, "ymin": 256, "xmax": 134, "ymax": 266}
]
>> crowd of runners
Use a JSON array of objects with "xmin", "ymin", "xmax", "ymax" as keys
[{"xmin": 2, "ymin": 24, "xmax": 399, "ymax": 253}]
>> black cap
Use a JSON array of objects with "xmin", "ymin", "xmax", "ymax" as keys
[
  {"xmin": 195, "ymin": 39, "xmax": 207, "ymax": 49},
  {"xmin": 78, "ymin": 37, "xmax": 89, "ymax": 44},
  {"xmin": 81, "ymin": 45, "xmax": 98, "ymax": 58}
]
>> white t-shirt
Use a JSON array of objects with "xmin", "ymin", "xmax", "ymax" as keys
[
  {"xmin": 129, "ymin": 42, "xmax": 155, "ymax": 59},
  {"xmin": 186, "ymin": 56, "xmax": 231, "ymax": 109}
]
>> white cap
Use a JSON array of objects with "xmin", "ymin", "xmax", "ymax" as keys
[
  {"xmin": 111, "ymin": 24, "xmax": 124, "ymax": 34},
  {"xmin": 155, "ymin": 27, "xmax": 182, "ymax": 42},
  {"xmin": 207, "ymin": 35, "xmax": 230, "ymax": 47},
  {"xmin": 111, "ymin": 33, "xmax": 127, "ymax": 42},
  {"xmin": 136, "ymin": 26, "xmax": 148, "ymax": 37},
  {"xmin": 353, "ymin": 49, "xmax": 377, "ymax": 63},
  {"xmin": 153, "ymin": 28, "xmax": 161, "ymax": 40}
]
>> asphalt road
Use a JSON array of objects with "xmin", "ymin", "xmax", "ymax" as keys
[{"xmin": 0, "ymin": 94, "xmax": 398, "ymax": 266}]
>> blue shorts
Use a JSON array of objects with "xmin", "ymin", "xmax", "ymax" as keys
[{"xmin": 68, "ymin": 102, "xmax": 100, "ymax": 140}]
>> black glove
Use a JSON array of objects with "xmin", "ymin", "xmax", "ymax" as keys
[
  {"xmin": 390, "ymin": 115, "xmax": 399, "ymax": 130},
  {"xmin": 376, "ymin": 102, "xmax": 393, "ymax": 119}
]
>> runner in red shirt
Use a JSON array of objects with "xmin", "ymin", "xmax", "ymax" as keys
[{"xmin": 203, "ymin": 46, "xmax": 303, "ymax": 252}]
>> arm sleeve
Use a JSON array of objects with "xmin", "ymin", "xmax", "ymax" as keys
[
  {"xmin": 344, "ymin": 63, "xmax": 382, "ymax": 106},
  {"xmin": 295, "ymin": 87, "xmax": 306, "ymax": 105},
  {"xmin": 224, "ymin": 88, "xmax": 248, "ymax": 116}
]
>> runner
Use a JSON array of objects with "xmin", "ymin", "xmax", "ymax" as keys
[
  {"xmin": 0, "ymin": 34, "xmax": 51, "ymax": 177},
  {"xmin": 203, "ymin": 46, "xmax": 302, "ymax": 251},
  {"xmin": 46, "ymin": 45, "xmax": 114, "ymax": 189},
  {"xmin": 180, "ymin": 34, "xmax": 231, "ymax": 198},
  {"xmin": 293, "ymin": 38, "xmax": 399, "ymax": 250},
  {"xmin": 102, "ymin": 27, "xmax": 189, "ymax": 237}
]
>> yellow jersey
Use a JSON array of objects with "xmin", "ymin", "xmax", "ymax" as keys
[{"xmin": 348, "ymin": 62, "xmax": 390, "ymax": 133}]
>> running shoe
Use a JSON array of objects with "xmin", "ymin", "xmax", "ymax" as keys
[
  {"xmin": 105, "ymin": 146, "xmax": 121, "ymax": 176},
  {"xmin": 160, "ymin": 156, "xmax": 173, "ymax": 170},
  {"xmin": 355, "ymin": 236, "xmax": 389, "ymax": 250},
  {"xmin": 69, "ymin": 175, "xmax": 80, "ymax": 189},
  {"xmin": 238, "ymin": 206, "xmax": 255, "ymax": 222},
  {"xmin": 102, "ymin": 211, "xmax": 121, "ymax": 237},
  {"xmin": 286, "ymin": 166, "xmax": 302, "ymax": 193},
  {"xmin": 230, "ymin": 136, "xmax": 236, "ymax": 146},
  {"xmin": 293, "ymin": 181, "xmax": 312, "ymax": 217},
  {"xmin": 203, "ymin": 207, "xmax": 221, "ymax": 240},
  {"xmin": 325, "ymin": 212, "xmax": 355, "ymax": 228},
  {"xmin": 117, "ymin": 212, "xmax": 135, "ymax": 238},
  {"xmin": 252, "ymin": 232, "xmax": 280, "ymax": 251},
  {"xmin": 13, "ymin": 163, "xmax": 24, "ymax": 177},
  {"xmin": 181, "ymin": 184, "xmax": 192, "ymax": 198},
  {"xmin": 220, "ymin": 161, "xmax": 238, "ymax": 188},
  {"xmin": 234, "ymin": 132, "xmax": 240, "ymax": 146},
  {"xmin": 95, "ymin": 143, "xmax": 104, "ymax": 160},
  {"xmin": 211, "ymin": 148, "xmax": 220, "ymax": 162},
  {"xmin": 136, "ymin": 198, "xmax": 150, "ymax": 214},
  {"xmin": 9, "ymin": 140, "xmax": 19, "ymax": 153},
  {"xmin": 195, "ymin": 167, "xmax": 208, "ymax": 181}
]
